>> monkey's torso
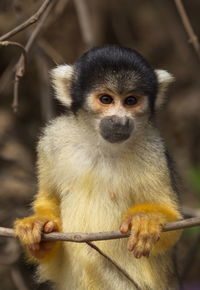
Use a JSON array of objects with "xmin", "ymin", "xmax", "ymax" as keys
[{"xmin": 37, "ymin": 115, "xmax": 178, "ymax": 290}]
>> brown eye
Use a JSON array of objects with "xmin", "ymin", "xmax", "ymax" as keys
[
  {"xmin": 99, "ymin": 95, "xmax": 113, "ymax": 104},
  {"xmin": 124, "ymin": 96, "xmax": 138, "ymax": 106}
]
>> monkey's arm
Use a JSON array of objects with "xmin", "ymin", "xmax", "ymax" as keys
[
  {"xmin": 14, "ymin": 192, "xmax": 61, "ymax": 262},
  {"xmin": 14, "ymin": 148, "xmax": 61, "ymax": 262},
  {"xmin": 120, "ymin": 202, "xmax": 182, "ymax": 258}
]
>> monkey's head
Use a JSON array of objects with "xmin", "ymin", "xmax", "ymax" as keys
[{"xmin": 51, "ymin": 45, "xmax": 173, "ymax": 144}]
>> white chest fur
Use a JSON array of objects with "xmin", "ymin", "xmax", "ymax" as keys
[{"xmin": 41, "ymin": 116, "xmax": 170, "ymax": 233}]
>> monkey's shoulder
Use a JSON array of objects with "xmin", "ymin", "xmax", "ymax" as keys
[{"xmin": 37, "ymin": 115, "xmax": 78, "ymax": 154}]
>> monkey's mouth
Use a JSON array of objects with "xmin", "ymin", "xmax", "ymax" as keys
[{"xmin": 100, "ymin": 131, "xmax": 131, "ymax": 143}]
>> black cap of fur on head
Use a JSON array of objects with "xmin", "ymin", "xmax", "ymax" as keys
[{"xmin": 71, "ymin": 45, "xmax": 158, "ymax": 113}]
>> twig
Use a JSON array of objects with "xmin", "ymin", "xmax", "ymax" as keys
[
  {"xmin": 0, "ymin": 41, "xmax": 26, "ymax": 60},
  {"xmin": 0, "ymin": 42, "xmax": 26, "ymax": 100},
  {"xmin": 1, "ymin": 217, "xmax": 200, "ymax": 241},
  {"xmin": 74, "ymin": 0, "xmax": 94, "ymax": 47},
  {"xmin": 1, "ymin": 217, "xmax": 200, "ymax": 290},
  {"xmin": 0, "ymin": 41, "xmax": 25, "ymax": 110},
  {"xmin": 86, "ymin": 242, "xmax": 141, "ymax": 289},
  {"xmin": 0, "ymin": 0, "xmax": 53, "ymax": 41},
  {"xmin": 174, "ymin": 0, "xmax": 200, "ymax": 62},
  {"xmin": 0, "ymin": 61, "xmax": 15, "ymax": 95},
  {"xmin": 12, "ymin": 0, "xmax": 56, "ymax": 112}
]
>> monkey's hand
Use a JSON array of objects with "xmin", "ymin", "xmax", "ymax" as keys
[
  {"xmin": 120, "ymin": 212, "xmax": 163, "ymax": 258},
  {"xmin": 14, "ymin": 216, "xmax": 60, "ymax": 260},
  {"xmin": 120, "ymin": 204, "xmax": 181, "ymax": 258}
]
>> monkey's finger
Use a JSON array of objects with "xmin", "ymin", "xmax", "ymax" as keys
[
  {"xmin": 148, "ymin": 219, "xmax": 162, "ymax": 242},
  {"xmin": 32, "ymin": 220, "xmax": 46, "ymax": 243},
  {"xmin": 127, "ymin": 220, "xmax": 141, "ymax": 251},
  {"xmin": 120, "ymin": 215, "xmax": 132, "ymax": 233},
  {"xmin": 142, "ymin": 235, "xmax": 155, "ymax": 257},
  {"xmin": 132, "ymin": 231, "xmax": 149, "ymax": 258},
  {"xmin": 44, "ymin": 221, "xmax": 58, "ymax": 233},
  {"xmin": 141, "ymin": 223, "xmax": 162, "ymax": 257},
  {"xmin": 127, "ymin": 233, "xmax": 139, "ymax": 252},
  {"xmin": 128, "ymin": 215, "xmax": 149, "ymax": 253},
  {"xmin": 133, "ymin": 247, "xmax": 144, "ymax": 259},
  {"xmin": 133, "ymin": 242, "xmax": 145, "ymax": 258}
]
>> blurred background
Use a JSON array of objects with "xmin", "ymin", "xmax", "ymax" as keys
[{"xmin": 0, "ymin": 0, "xmax": 200, "ymax": 289}]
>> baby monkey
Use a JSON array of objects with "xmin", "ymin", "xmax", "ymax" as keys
[{"xmin": 15, "ymin": 45, "xmax": 182, "ymax": 290}]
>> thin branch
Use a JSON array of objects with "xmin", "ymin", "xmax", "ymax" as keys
[
  {"xmin": 1, "ymin": 217, "xmax": 200, "ymax": 242},
  {"xmin": 1, "ymin": 217, "xmax": 199, "ymax": 290},
  {"xmin": 0, "ymin": 41, "xmax": 27, "ymax": 60},
  {"xmin": 0, "ymin": 0, "xmax": 53, "ymax": 41},
  {"xmin": 0, "ymin": 41, "xmax": 26, "ymax": 102},
  {"xmin": 12, "ymin": 0, "xmax": 56, "ymax": 112},
  {"xmin": 87, "ymin": 242, "xmax": 141, "ymax": 290},
  {"xmin": 74, "ymin": 0, "xmax": 94, "ymax": 47},
  {"xmin": 0, "ymin": 61, "xmax": 15, "ymax": 95},
  {"xmin": 174, "ymin": 0, "xmax": 200, "ymax": 62}
]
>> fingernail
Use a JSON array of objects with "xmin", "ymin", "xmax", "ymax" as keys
[
  {"xmin": 121, "ymin": 225, "xmax": 129, "ymax": 233},
  {"xmin": 143, "ymin": 251, "xmax": 150, "ymax": 258},
  {"xmin": 135, "ymin": 252, "xmax": 142, "ymax": 259}
]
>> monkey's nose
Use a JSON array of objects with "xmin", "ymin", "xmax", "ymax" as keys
[
  {"xmin": 99, "ymin": 115, "xmax": 134, "ymax": 143},
  {"xmin": 108, "ymin": 116, "xmax": 130, "ymax": 129}
]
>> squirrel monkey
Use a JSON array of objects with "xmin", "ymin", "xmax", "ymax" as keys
[{"xmin": 14, "ymin": 45, "xmax": 182, "ymax": 290}]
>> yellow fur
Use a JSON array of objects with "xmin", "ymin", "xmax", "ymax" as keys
[
  {"xmin": 125, "ymin": 203, "xmax": 181, "ymax": 221},
  {"xmin": 14, "ymin": 194, "xmax": 61, "ymax": 263},
  {"xmin": 124, "ymin": 203, "xmax": 182, "ymax": 254}
]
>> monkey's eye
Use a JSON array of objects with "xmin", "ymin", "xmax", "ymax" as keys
[
  {"xmin": 124, "ymin": 96, "xmax": 138, "ymax": 106},
  {"xmin": 99, "ymin": 95, "xmax": 113, "ymax": 104}
]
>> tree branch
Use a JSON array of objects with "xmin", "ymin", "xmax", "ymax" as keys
[
  {"xmin": 1, "ymin": 217, "xmax": 200, "ymax": 242},
  {"xmin": 86, "ymin": 242, "xmax": 141, "ymax": 289},
  {"xmin": 0, "ymin": 0, "xmax": 53, "ymax": 41},
  {"xmin": 174, "ymin": 0, "xmax": 200, "ymax": 62},
  {"xmin": 0, "ymin": 41, "xmax": 26, "ymax": 60},
  {"xmin": 1, "ymin": 216, "xmax": 199, "ymax": 290},
  {"xmin": 12, "ymin": 0, "xmax": 56, "ymax": 112}
]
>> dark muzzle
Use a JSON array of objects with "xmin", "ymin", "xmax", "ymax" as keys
[{"xmin": 99, "ymin": 115, "xmax": 134, "ymax": 143}]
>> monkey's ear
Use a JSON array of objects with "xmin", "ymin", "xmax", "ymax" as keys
[
  {"xmin": 51, "ymin": 65, "xmax": 74, "ymax": 107},
  {"xmin": 155, "ymin": 69, "xmax": 174, "ymax": 109}
]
